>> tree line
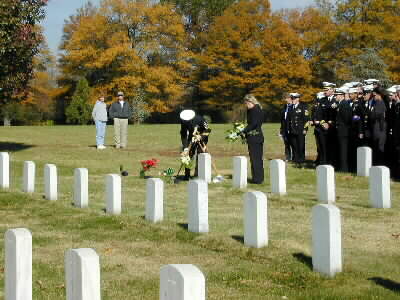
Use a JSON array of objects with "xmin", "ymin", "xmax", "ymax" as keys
[{"xmin": 1, "ymin": 0, "xmax": 400, "ymax": 125}]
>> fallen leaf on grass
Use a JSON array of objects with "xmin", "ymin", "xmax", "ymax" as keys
[
  {"xmin": 36, "ymin": 280, "xmax": 45, "ymax": 289},
  {"xmin": 104, "ymin": 247, "xmax": 113, "ymax": 255},
  {"xmin": 57, "ymin": 283, "xmax": 65, "ymax": 289},
  {"xmin": 391, "ymin": 233, "xmax": 400, "ymax": 239}
]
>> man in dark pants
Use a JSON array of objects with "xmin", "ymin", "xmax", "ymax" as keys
[
  {"xmin": 280, "ymin": 93, "xmax": 293, "ymax": 161},
  {"xmin": 287, "ymin": 93, "xmax": 309, "ymax": 165},
  {"xmin": 322, "ymin": 82, "xmax": 337, "ymax": 166},
  {"xmin": 392, "ymin": 87, "xmax": 400, "ymax": 179},
  {"xmin": 335, "ymin": 88, "xmax": 352, "ymax": 172},
  {"xmin": 180, "ymin": 110, "xmax": 210, "ymax": 180},
  {"xmin": 348, "ymin": 87, "xmax": 365, "ymax": 172},
  {"xmin": 311, "ymin": 91, "xmax": 330, "ymax": 165}
]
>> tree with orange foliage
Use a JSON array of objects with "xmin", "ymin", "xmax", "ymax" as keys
[
  {"xmin": 197, "ymin": 0, "xmax": 313, "ymax": 112},
  {"xmin": 60, "ymin": 0, "xmax": 190, "ymax": 113}
]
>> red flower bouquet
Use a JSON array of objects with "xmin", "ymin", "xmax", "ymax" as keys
[{"xmin": 140, "ymin": 158, "xmax": 159, "ymax": 178}]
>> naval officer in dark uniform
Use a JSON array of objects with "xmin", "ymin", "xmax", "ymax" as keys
[
  {"xmin": 243, "ymin": 94, "xmax": 265, "ymax": 184},
  {"xmin": 334, "ymin": 88, "xmax": 352, "ymax": 172},
  {"xmin": 180, "ymin": 109, "xmax": 210, "ymax": 180},
  {"xmin": 280, "ymin": 93, "xmax": 293, "ymax": 161},
  {"xmin": 287, "ymin": 93, "xmax": 309, "ymax": 165}
]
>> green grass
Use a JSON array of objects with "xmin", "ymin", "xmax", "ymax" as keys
[{"xmin": 0, "ymin": 124, "xmax": 399, "ymax": 299}]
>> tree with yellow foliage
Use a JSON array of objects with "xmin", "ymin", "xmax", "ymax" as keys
[
  {"xmin": 197, "ymin": 0, "xmax": 313, "ymax": 111},
  {"xmin": 60, "ymin": 0, "xmax": 190, "ymax": 113}
]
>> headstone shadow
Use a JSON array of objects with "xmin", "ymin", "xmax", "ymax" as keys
[
  {"xmin": 177, "ymin": 223, "xmax": 188, "ymax": 230},
  {"xmin": 231, "ymin": 235, "xmax": 244, "ymax": 244},
  {"xmin": 0, "ymin": 142, "xmax": 35, "ymax": 152},
  {"xmin": 369, "ymin": 277, "xmax": 400, "ymax": 293},
  {"xmin": 293, "ymin": 252, "xmax": 313, "ymax": 270}
]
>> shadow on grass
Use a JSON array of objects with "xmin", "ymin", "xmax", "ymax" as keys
[
  {"xmin": 369, "ymin": 277, "xmax": 400, "ymax": 293},
  {"xmin": 178, "ymin": 223, "xmax": 188, "ymax": 230},
  {"xmin": 231, "ymin": 235, "xmax": 244, "ymax": 244},
  {"xmin": 293, "ymin": 252, "xmax": 313, "ymax": 270},
  {"xmin": 0, "ymin": 142, "xmax": 35, "ymax": 152}
]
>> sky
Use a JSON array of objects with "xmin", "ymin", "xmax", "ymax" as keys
[{"xmin": 41, "ymin": 0, "xmax": 315, "ymax": 56}]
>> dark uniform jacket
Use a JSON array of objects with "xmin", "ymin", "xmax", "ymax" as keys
[
  {"xmin": 336, "ymin": 100, "xmax": 352, "ymax": 137},
  {"xmin": 311, "ymin": 98, "xmax": 330, "ymax": 133},
  {"xmin": 350, "ymin": 100, "xmax": 364, "ymax": 136},
  {"xmin": 244, "ymin": 105, "xmax": 264, "ymax": 143},
  {"xmin": 109, "ymin": 101, "xmax": 133, "ymax": 119},
  {"xmin": 287, "ymin": 102, "xmax": 309, "ymax": 135},
  {"xmin": 180, "ymin": 115, "xmax": 209, "ymax": 149},
  {"xmin": 280, "ymin": 104, "xmax": 291, "ymax": 136},
  {"xmin": 369, "ymin": 100, "xmax": 387, "ymax": 137},
  {"xmin": 392, "ymin": 102, "xmax": 400, "ymax": 147}
]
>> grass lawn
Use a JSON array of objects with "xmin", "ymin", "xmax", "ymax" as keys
[{"xmin": 0, "ymin": 124, "xmax": 399, "ymax": 299}]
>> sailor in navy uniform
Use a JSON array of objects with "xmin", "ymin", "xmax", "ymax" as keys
[
  {"xmin": 287, "ymin": 93, "xmax": 309, "ymax": 165},
  {"xmin": 180, "ymin": 110, "xmax": 211, "ymax": 180}
]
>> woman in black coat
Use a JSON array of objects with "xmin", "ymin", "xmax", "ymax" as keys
[{"xmin": 243, "ymin": 94, "xmax": 265, "ymax": 184}]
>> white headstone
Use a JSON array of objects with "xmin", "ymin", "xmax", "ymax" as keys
[
  {"xmin": 244, "ymin": 191, "xmax": 268, "ymax": 248},
  {"xmin": 188, "ymin": 179, "xmax": 208, "ymax": 233},
  {"xmin": 316, "ymin": 165, "xmax": 335, "ymax": 203},
  {"xmin": 357, "ymin": 147, "xmax": 372, "ymax": 177},
  {"xmin": 5, "ymin": 228, "xmax": 32, "ymax": 300},
  {"xmin": 233, "ymin": 156, "xmax": 247, "ymax": 188},
  {"xmin": 22, "ymin": 161, "xmax": 35, "ymax": 193},
  {"xmin": 0, "ymin": 152, "xmax": 10, "ymax": 189},
  {"xmin": 160, "ymin": 264, "xmax": 205, "ymax": 300},
  {"xmin": 74, "ymin": 168, "xmax": 88, "ymax": 208},
  {"xmin": 312, "ymin": 204, "xmax": 342, "ymax": 277},
  {"xmin": 198, "ymin": 153, "xmax": 211, "ymax": 183},
  {"xmin": 146, "ymin": 178, "xmax": 164, "ymax": 223},
  {"xmin": 44, "ymin": 164, "xmax": 57, "ymax": 201},
  {"xmin": 269, "ymin": 159, "xmax": 286, "ymax": 195},
  {"xmin": 369, "ymin": 166, "xmax": 391, "ymax": 208},
  {"xmin": 65, "ymin": 248, "xmax": 101, "ymax": 300},
  {"xmin": 106, "ymin": 174, "xmax": 121, "ymax": 215}
]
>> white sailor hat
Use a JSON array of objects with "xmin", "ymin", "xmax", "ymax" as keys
[
  {"xmin": 348, "ymin": 87, "xmax": 359, "ymax": 94},
  {"xmin": 117, "ymin": 91, "xmax": 124, "ymax": 96},
  {"xmin": 364, "ymin": 79, "xmax": 380, "ymax": 84},
  {"xmin": 349, "ymin": 81, "xmax": 362, "ymax": 87},
  {"xmin": 392, "ymin": 85, "xmax": 400, "ymax": 91},
  {"xmin": 363, "ymin": 85, "xmax": 374, "ymax": 92},
  {"xmin": 180, "ymin": 109, "xmax": 195, "ymax": 121},
  {"xmin": 322, "ymin": 82, "xmax": 336, "ymax": 88},
  {"xmin": 387, "ymin": 87, "xmax": 396, "ymax": 95},
  {"xmin": 290, "ymin": 92, "xmax": 301, "ymax": 98},
  {"xmin": 334, "ymin": 88, "xmax": 346, "ymax": 95},
  {"xmin": 339, "ymin": 86, "xmax": 350, "ymax": 93}
]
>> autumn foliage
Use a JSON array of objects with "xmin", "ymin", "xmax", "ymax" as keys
[{"xmin": 3, "ymin": 0, "xmax": 400, "ymax": 123}]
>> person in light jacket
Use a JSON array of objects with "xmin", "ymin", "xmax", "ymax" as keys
[{"xmin": 92, "ymin": 96, "xmax": 108, "ymax": 149}]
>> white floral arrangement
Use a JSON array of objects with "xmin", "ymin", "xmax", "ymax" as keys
[{"xmin": 226, "ymin": 122, "xmax": 246, "ymax": 143}]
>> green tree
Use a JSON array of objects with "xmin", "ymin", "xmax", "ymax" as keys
[
  {"xmin": 0, "ymin": 0, "xmax": 48, "ymax": 102},
  {"xmin": 65, "ymin": 78, "xmax": 92, "ymax": 125},
  {"xmin": 349, "ymin": 48, "xmax": 391, "ymax": 87}
]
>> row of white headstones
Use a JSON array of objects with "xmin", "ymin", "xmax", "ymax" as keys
[{"xmin": 0, "ymin": 146, "xmax": 390, "ymax": 299}]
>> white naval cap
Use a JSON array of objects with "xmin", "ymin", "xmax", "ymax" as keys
[
  {"xmin": 387, "ymin": 87, "xmax": 397, "ymax": 94},
  {"xmin": 180, "ymin": 109, "xmax": 195, "ymax": 121},
  {"xmin": 363, "ymin": 85, "xmax": 374, "ymax": 92},
  {"xmin": 290, "ymin": 92, "xmax": 301, "ymax": 98},
  {"xmin": 348, "ymin": 87, "xmax": 359, "ymax": 94},
  {"xmin": 322, "ymin": 81, "xmax": 336, "ymax": 88},
  {"xmin": 364, "ymin": 79, "xmax": 380, "ymax": 84}
]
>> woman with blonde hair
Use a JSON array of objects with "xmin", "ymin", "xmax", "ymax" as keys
[{"xmin": 243, "ymin": 94, "xmax": 265, "ymax": 184}]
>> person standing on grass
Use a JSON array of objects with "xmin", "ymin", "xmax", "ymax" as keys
[
  {"xmin": 109, "ymin": 91, "xmax": 133, "ymax": 149},
  {"xmin": 243, "ymin": 94, "xmax": 265, "ymax": 184},
  {"xmin": 280, "ymin": 93, "xmax": 293, "ymax": 161},
  {"xmin": 91, "ymin": 96, "xmax": 108, "ymax": 150}
]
